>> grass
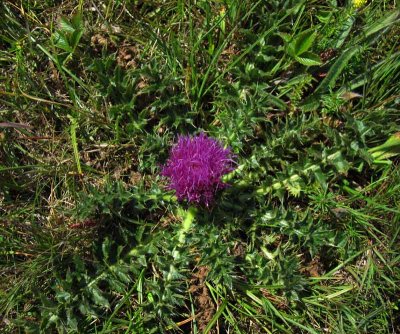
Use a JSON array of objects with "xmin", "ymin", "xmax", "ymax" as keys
[{"xmin": 1, "ymin": 0, "xmax": 400, "ymax": 333}]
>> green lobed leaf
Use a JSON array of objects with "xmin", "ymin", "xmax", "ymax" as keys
[
  {"xmin": 59, "ymin": 17, "xmax": 75, "ymax": 34},
  {"xmin": 52, "ymin": 31, "xmax": 72, "ymax": 52},
  {"xmin": 295, "ymin": 52, "xmax": 322, "ymax": 66},
  {"xmin": 293, "ymin": 29, "xmax": 317, "ymax": 56}
]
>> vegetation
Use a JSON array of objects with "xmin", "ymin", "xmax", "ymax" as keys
[{"xmin": 1, "ymin": 0, "xmax": 399, "ymax": 333}]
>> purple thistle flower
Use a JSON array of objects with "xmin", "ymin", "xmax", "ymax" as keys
[{"xmin": 161, "ymin": 133, "xmax": 236, "ymax": 207}]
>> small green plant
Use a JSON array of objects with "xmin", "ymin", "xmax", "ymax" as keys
[
  {"xmin": 282, "ymin": 29, "xmax": 322, "ymax": 66},
  {"xmin": 52, "ymin": 14, "xmax": 84, "ymax": 63}
]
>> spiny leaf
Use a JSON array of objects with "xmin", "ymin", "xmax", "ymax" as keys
[
  {"xmin": 327, "ymin": 151, "xmax": 350, "ymax": 173},
  {"xmin": 89, "ymin": 286, "xmax": 110, "ymax": 309},
  {"xmin": 286, "ymin": 180, "xmax": 302, "ymax": 197},
  {"xmin": 267, "ymin": 94, "xmax": 288, "ymax": 110}
]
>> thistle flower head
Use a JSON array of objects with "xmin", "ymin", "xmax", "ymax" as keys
[{"xmin": 161, "ymin": 133, "xmax": 236, "ymax": 206}]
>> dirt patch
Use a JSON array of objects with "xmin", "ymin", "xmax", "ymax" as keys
[
  {"xmin": 91, "ymin": 33, "xmax": 115, "ymax": 52},
  {"xmin": 301, "ymin": 255, "xmax": 324, "ymax": 278},
  {"xmin": 189, "ymin": 266, "xmax": 215, "ymax": 332},
  {"xmin": 117, "ymin": 43, "xmax": 140, "ymax": 69}
]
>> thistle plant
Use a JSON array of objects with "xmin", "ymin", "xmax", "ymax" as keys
[
  {"xmin": 2, "ymin": 1, "xmax": 399, "ymax": 333},
  {"xmin": 161, "ymin": 133, "xmax": 236, "ymax": 206}
]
